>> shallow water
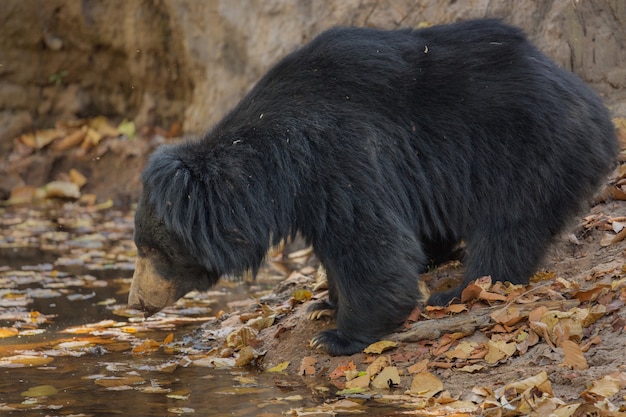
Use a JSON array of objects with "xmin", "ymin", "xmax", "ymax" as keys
[{"xmin": 0, "ymin": 204, "xmax": 405, "ymax": 417}]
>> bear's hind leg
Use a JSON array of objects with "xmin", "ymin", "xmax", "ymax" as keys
[{"xmin": 428, "ymin": 224, "xmax": 550, "ymax": 306}]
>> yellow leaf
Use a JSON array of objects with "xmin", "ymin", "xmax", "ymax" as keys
[
  {"xmin": 458, "ymin": 364, "xmax": 485, "ymax": 373},
  {"xmin": 21, "ymin": 385, "xmax": 58, "ymax": 397},
  {"xmin": 444, "ymin": 341, "xmax": 477, "ymax": 360},
  {"xmin": 19, "ymin": 129, "xmax": 62, "ymax": 149},
  {"xmin": 163, "ymin": 333, "xmax": 174, "ymax": 344},
  {"xmin": 0, "ymin": 327, "xmax": 18, "ymax": 338},
  {"xmin": 118, "ymin": 119, "xmax": 136, "ymax": 139},
  {"xmin": 490, "ymin": 307, "xmax": 524, "ymax": 326},
  {"xmin": 51, "ymin": 128, "xmax": 86, "ymax": 151},
  {"xmin": 292, "ymin": 289, "xmax": 312, "ymax": 302},
  {"xmin": 365, "ymin": 355, "xmax": 390, "ymax": 377},
  {"xmin": 131, "ymin": 339, "xmax": 161, "ymax": 354},
  {"xmin": 266, "ymin": 361, "xmax": 289, "ymax": 373},
  {"xmin": 89, "ymin": 116, "xmax": 119, "ymax": 137},
  {"xmin": 69, "ymin": 169, "xmax": 87, "ymax": 187},
  {"xmin": 363, "ymin": 340, "xmax": 397, "ymax": 354}
]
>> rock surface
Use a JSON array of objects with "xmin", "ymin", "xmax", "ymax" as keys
[
  {"xmin": 1, "ymin": 0, "xmax": 625, "ymax": 201},
  {"xmin": 2, "ymin": 0, "xmax": 624, "ymax": 140}
]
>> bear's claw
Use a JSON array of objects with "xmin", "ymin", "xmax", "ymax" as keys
[{"xmin": 310, "ymin": 329, "xmax": 368, "ymax": 356}]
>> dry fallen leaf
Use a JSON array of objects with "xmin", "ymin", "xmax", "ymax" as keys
[
  {"xmin": 43, "ymin": 180, "xmax": 81, "ymax": 199},
  {"xmin": 363, "ymin": 340, "xmax": 397, "ymax": 354},
  {"xmin": 408, "ymin": 371, "xmax": 443, "ymax": 398},
  {"xmin": 561, "ymin": 339, "xmax": 588, "ymax": 370},
  {"xmin": 266, "ymin": 361, "xmax": 289, "ymax": 373},
  {"xmin": 298, "ymin": 356, "xmax": 317, "ymax": 376},
  {"xmin": 371, "ymin": 366, "xmax": 401, "ymax": 389},
  {"xmin": 484, "ymin": 339, "xmax": 516, "ymax": 364},
  {"xmin": 234, "ymin": 346, "xmax": 257, "ymax": 367},
  {"xmin": 581, "ymin": 374, "xmax": 623, "ymax": 401},
  {"xmin": 366, "ymin": 355, "xmax": 390, "ymax": 377}
]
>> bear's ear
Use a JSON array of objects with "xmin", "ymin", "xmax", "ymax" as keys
[{"xmin": 141, "ymin": 142, "xmax": 271, "ymax": 276}]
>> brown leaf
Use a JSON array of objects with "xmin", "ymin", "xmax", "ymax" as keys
[
  {"xmin": 234, "ymin": 346, "xmax": 257, "ymax": 367},
  {"xmin": 484, "ymin": 339, "xmax": 516, "ymax": 364},
  {"xmin": 69, "ymin": 169, "xmax": 87, "ymax": 188},
  {"xmin": 490, "ymin": 306, "xmax": 524, "ymax": 326},
  {"xmin": 365, "ymin": 355, "xmax": 390, "ymax": 378},
  {"xmin": 51, "ymin": 128, "xmax": 87, "ymax": 151},
  {"xmin": 19, "ymin": 129, "xmax": 62, "ymax": 149},
  {"xmin": 561, "ymin": 339, "xmax": 588, "ymax": 370},
  {"xmin": 298, "ymin": 356, "xmax": 317, "ymax": 376},
  {"xmin": 407, "ymin": 358, "xmax": 429, "ymax": 374},
  {"xmin": 345, "ymin": 374, "xmax": 370, "ymax": 389},
  {"xmin": 371, "ymin": 366, "xmax": 400, "ymax": 389},
  {"xmin": 329, "ymin": 361, "xmax": 355, "ymax": 379},
  {"xmin": 408, "ymin": 371, "xmax": 443, "ymax": 398},
  {"xmin": 94, "ymin": 375, "xmax": 145, "ymax": 387}
]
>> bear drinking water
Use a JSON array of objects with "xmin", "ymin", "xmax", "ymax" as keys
[{"xmin": 128, "ymin": 20, "xmax": 617, "ymax": 356}]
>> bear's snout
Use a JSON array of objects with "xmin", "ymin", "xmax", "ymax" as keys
[{"xmin": 128, "ymin": 257, "xmax": 179, "ymax": 316}]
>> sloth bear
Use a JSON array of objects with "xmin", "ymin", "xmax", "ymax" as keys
[{"xmin": 128, "ymin": 19, "xmax": 617, "ymax": 356}]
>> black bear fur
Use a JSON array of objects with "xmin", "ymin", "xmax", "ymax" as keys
[{"xmin": 131, "ymin": 19, "xmax": 618, "ymax": 356}]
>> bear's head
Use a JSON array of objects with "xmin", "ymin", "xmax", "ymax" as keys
[{"xmin": 128, "ymin": 194, "xmax": 221, "ymax": 316}]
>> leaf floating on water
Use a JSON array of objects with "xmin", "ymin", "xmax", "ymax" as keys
[
  {"xmin": 131, "ymin": 339, "xmax": 161, "ymax": 354},
  {"xmin": 0, "ymin": 355, "xmax": 54, "ymax": 367},
  {"xmin": 192, "ymin": 356, "xmax": 236, "ymax": 368},
  {"xmin": 0, "ymin": 327, "xmax": 18, "ymax": 338},
  {"xmin": 21, "ymin": 384, "xmax": 58, "ymax": 397},
  {"xmin": 67, "ymin": 292, "xmax": 96, "ymax": 301},
  {"xmin": 168, "ymin": 407, "xmax": 195, "ymax": 414},
  {"xmin": 94, "ymin": 375, "xmax": 145, "ymax": 387}
]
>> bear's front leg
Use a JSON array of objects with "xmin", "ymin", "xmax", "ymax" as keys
[{"xmin": 309, "ymin": 253, "xmax": 422, "ymax": 356}]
